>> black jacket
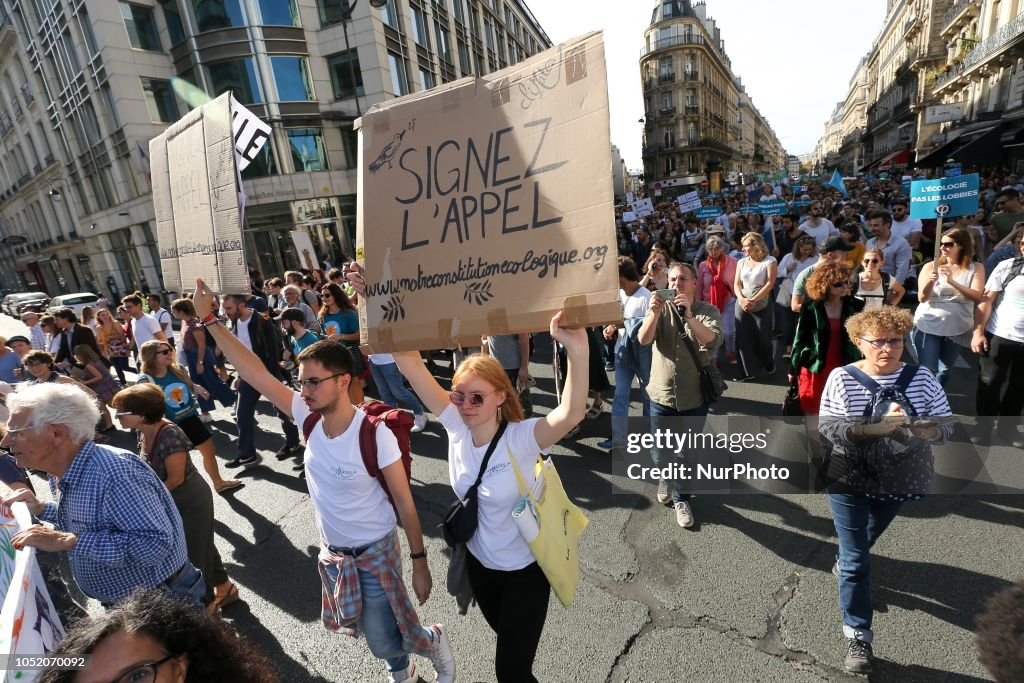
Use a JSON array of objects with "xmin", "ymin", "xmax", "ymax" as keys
[
  {"xmin": 56, "ymin": 323, "xmax": 110, "ymax": 367},
  {"xmin": 234, "ymin": 312, "xmax": 286, "ymax": 379}
]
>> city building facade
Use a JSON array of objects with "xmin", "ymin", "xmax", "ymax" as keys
[
  {"xmin": 0, "ymin": 0, "xmax": 551, "ymax": 297},
  {"xmin": 639, "ymin": 0, "xmax": 785, "ymax": 199}
]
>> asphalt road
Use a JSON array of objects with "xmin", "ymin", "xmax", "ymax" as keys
[{"xmin": 1, "ymin": 313, "xmax": 1020, "ymax": 682}]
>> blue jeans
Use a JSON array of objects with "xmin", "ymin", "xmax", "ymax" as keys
[
  {"xmin": 184, "ymin": 346, "xmax": 237, "ymax": 412},
  {"xmin": 612, "ymin": 343, "xmax": 651, "ymax": 418},
  {"xmin": 160, "ymin": 562, "xmax": 207, "ymax": 610},
  {"xmin": 370, "ymin": 362, "xmax": 425, "ymax": 416},
  {"xmin": 911, "ymin": 329, "xmax": 966, "ymax": 387},
  {"xmin": 649, "ymin": 400, "xmax": 709, "ymax": 503},
  {"xmin": 986, "ymin": 244, "xmax": 1015, "ymax": 275},
  {"xmin": 827, "ymin": 493, "xmax": 904, "ymax": 642},
  {"xmin": 236, "ymin": 380, "xmax": 299, "ymax": 458},
  {"xmin": 321, "ymin": 562, "xmax": 434, "ymax": 672}
]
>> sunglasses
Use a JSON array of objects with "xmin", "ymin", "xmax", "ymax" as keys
[
  {"xmin": 114, "ymin": 411, "xmax": 135, "ymax": 418},
  {"xmin": 158, "ymin": 349, "xmax": 172, "ymax": 355},
  {"xmin": 449, "ymin": 390, "xmax": 496, "ymax": 407},
  {"xmin": 862, "ymin": 258, "xmax": 880, "ymax": 264},
  {"xmin": 939, "ymin": 241, "xmax": 957, "ymax": 248}
]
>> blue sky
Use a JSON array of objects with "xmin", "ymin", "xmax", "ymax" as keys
[{"xmin": 529, "ymin": 0, "xmax": 887, "ymax": 168}]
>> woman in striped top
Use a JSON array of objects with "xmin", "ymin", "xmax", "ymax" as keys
[{"xmin": 818, "ymin": 307, "xmax": 952, "ymax": 676}]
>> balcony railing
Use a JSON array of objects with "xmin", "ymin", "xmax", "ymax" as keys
[
  {"xmin": 684, "ymin": 104, "xmax": 699, "ymax": 115},
  {"xmin": 643, "ymin": 77, "xmax": 655, "ymax": 91},
  {"xmin": 936, "ymin": 13, "xmax": 1024, "ymax": 90},
  {"xmin": 942, "ymin": 0, "xmax": 981, "ymax": 33},
  {"xmin": 683, "ymin": 70, "xmax": 699, "ymax": 81},
  {"xmin": 658, "ymin": 71, "xmax": 676, "ymax": 84},
  {"xmin": 893, "ymin": 98, "xmax": 912, "ymax": 118},
  {"xmin": 660, "ymin": 142, "xmax": 677, "ymax": 151},
  {"xmin": 658, "ymin": 106, "xmax": 676, "ymax": 118},
  {"xmin": 641, "ymin": 33, "xmax": 707, "ymax": 57}
]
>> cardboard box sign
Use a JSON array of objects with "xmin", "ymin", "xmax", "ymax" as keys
[
  {"xmin": 151, "ymin": 92, "xmax": 248, "ymax": 296},
  {"xmin": 356, "ymin": 31, "xmax": 620, "ymax": 353}
]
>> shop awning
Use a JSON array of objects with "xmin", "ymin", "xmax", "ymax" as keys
[
  {"xmin": 877, "ymin": 148, "xmax": 911, "ymax": 170},
  {"xmin": 915, "ymin": 124, "xmax": 1003, "ymax": 169},
  {"xmin": 859, "ymin": 156, "xmax": 882, "ymax": 172}
]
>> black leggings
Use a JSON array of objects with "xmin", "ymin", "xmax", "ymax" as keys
[{"xmin": 466, "ymin": 550, "xmax": 551, "ymax": 683}]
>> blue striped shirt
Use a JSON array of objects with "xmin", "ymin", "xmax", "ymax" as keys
[{"xmin": 39, "ymin": 441, "xmax": 188, "ymax": 604}]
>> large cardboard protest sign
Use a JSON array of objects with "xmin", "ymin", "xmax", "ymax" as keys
[
  {"xmin": 0, "ymin": 504, "xmax": 64, "ymax": 682},
  {"xmin": 356, "ymin": 32, "xmax": 620, "ymax": 352},
  {"xmin": 151, "ymin": 92, "xmax": 249, "ymax": 296}
]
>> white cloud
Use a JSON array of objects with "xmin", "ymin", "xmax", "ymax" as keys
[{"xmin": 528, "ymin": 0, "xmax": 886, "ymax": 168}]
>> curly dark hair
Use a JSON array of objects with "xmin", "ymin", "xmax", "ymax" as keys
[
  {"xmin": 976, "ymin": 579, "xmax": 1024, "ymax": 683},
  {"xmin": 38, "ymin": 590, "xmax": 277, "ymax": 683}
]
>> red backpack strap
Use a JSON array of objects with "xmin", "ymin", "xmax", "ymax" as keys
[
  {"xmin": 302, "ymin": 413, "xmax": 322, "ymax": 442},
  {"xmin": 358, "ymin": 412, "xmax": 381, "ymax": 478}
]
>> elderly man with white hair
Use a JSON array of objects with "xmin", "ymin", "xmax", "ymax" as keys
[
  {"xmin": 281, "ymin": 284, "xmax": 322, "ymax": 334},
  {"xmin": 0, "ymin": 382, "xmax": 206, "ymax": 608},
  {"xmin": 20, "ymin": 311, "xmax": 49, "ymax": 350}
]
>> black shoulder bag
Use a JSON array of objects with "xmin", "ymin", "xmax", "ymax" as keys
[
  {"xmin": 680, "ymin": 327, "xmax": 726, "ymax": 404},
  {"xmin": 442, "ymin": 421, "xmax": 508, "ymax": 547}
]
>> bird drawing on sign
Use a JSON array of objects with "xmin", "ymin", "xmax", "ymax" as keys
[{"xmin": 369, "ymin": 130, "xmax": 406, "ymax": 174}]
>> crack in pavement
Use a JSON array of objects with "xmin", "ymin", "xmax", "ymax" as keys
[{"xmin": 587, "ymin": 498, "xmax": 863, "ymax": 682}]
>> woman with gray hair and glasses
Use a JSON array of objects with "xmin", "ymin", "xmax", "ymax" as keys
[{"xmin": 696, "ymin": 233, "xmax": 738, "ymax": 364}]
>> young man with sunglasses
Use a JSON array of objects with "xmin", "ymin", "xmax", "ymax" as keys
[
  {"xmin": 888, "ymin": 199, "xmax": 922, "ymax": 250},
  {"xmin": 190, "ymin": 278, "xmax": 455, "ymax": 683},
  {"xmin": 799, "ymin": 202, "xmax": 839, "ymax": 249}
]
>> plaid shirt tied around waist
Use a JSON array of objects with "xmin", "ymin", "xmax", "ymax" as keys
[{"xmin": 317, "ymin": 528, "xmax": 435, "ymax": 656}]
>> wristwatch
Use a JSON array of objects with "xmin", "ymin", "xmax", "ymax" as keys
[{"xmin": 410, "ymin": 550, "xmax": 427, "ymax": 560}]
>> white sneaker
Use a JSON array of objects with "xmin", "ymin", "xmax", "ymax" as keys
[
  {"xmin": 674, "ymin": 501, "xmax": 695, "ymax": 528},
  {"xmin": 411, "ymin": 412, "xmax": 428, "ymax": 433},
  {"xmin": 200, "ymin": 413, "xmax": 213, "ymax": 423},
  {"xmin": 387, "ymin": 663, "xmax": 421, "ymax": 683},
  {"xmin": 656, "ymin": 478, "xmax": 671, "ymax": 504},
  {"xmin": 428, "ymin": 624, "xmax": 456, "ymax": 683}
]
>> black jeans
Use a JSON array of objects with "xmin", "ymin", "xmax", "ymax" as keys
[
  {"xmin": 976, "ymin": 333, "xmax": 1024, "ymax": 420},
  {"xmin": 466, "ymin": 550, "xmax": 551, "ymax": 683}
]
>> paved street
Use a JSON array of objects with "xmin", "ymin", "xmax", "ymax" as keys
[{"xmin": 2, "ymin": 313, "xmax": 1020, "ymax": 682}]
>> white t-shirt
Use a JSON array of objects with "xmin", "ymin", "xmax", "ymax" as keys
[
  {"xmin": 369, "ymin": 353, "xmax": 396, "ymax": 365},
  {"xmin": 152, "ymin": 307, "xmax": 172, "ymax": 335},
  {"xmin": 985, "ymin": 259, "xmax": 1024, "ymax": 343},
  {"xmin": 292, "ymin": 394, "xmax": 401, "ymax": 548},
  {"xmin": 131, "ymin": 313, "xmax": 163, "ymax": 348},
  {"xmin": 801, "ymin": 220, "xmax": 838, "ymax": 247},
  {"xmin": 235, "ymin": 314, "xmax": 253, "ymax": 351},
  {"xmin": 617, "ymin": 287, "xmax": 652, "ymax": 352},
  {"xmin": 439, "ymin": 404, "xmax": 548, "ymax": 571},
  {"xmin": 891, "ymin": 218, "xmax": 923, "ymax": 242}
]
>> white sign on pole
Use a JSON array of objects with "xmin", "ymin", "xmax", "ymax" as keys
[
  {"xmin": 622, "ymin": 211, "xmax": 637, "ymax": 222},
  {"xmin": 676, "ymin": 191, "xmax": 702, "ymax": 212},
  {"xmin": 631, "ymin": 198, "xmax": 654, "ymax": 217},
  {"xmin": 290, "ymin": 230, "xmax": 318, "ymax": 272},
  {"xmin": 924, "ymin": 103, "xmax": 965, "ymax": 125}
]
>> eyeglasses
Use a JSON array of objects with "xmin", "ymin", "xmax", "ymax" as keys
[
  {"xmin": 297, "ymin": 373, "xmax": 345, "ymax": 389},
  {"xmin": 862, "ymin": 258, "xmax": 880, "ymax": 264},
  {"xmin": 1, "ymin": 425, "xmax": 38, "ymax": 442},
  {"xmin": 114, "ymin": 412, "xmax": 135, "ymax": 419},
  {"xmin": 859, "ymin": 337, "xmax": 904, "ymax": 350},
  {"xmin": 449, "ymin": 390, "xmax": 497, "ymax": 407},
  {"xmin": 112, "ymin": 654, "xmax": 177, "ymax": 683},
  {"xmin": 939, "ymin": 241, "xmax": 957, "ymax": 248}
]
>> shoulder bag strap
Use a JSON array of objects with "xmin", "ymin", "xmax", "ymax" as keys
[
  {"xmin": 466, "ymin": 421, "xmax": 508, "ymax": 497},
  {"xmin": 677, "ymin": 313, "xmax": 705, "ymax": 373}
]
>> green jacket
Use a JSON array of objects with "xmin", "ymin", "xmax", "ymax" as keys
[{"xmin": 790, "ymin": 297, "xmax": 863, "ymax": 374}]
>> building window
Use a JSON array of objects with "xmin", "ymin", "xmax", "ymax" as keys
[
  {"xmin": 379, "ymin": 0, "xmax": 399, "ymax": 29},
  {"xmin": 452, "ymin": 0, "xmax": 464, "ymax": 24},
  {"xmin": 287, "ymin": 129, "xmax": 328, "ymax": 172},
  {"xmin": 418, "ymin": 67, "xmax": 434, "ymax": 91},
  {"xmin": 208, "ymin": 58, "xmax": 262, "ymax": 104},
  {"xmin": 341, "ymin": 126, "xmax": 357, "ymax": 168},
  {"xmin": 79, "ymin": 10, "xmax": 100, "ymax": 56},
  {"xmin": 163, "ymin": 4, "xmax": 186, "ymax": 45},
  {"xmin": 192, "ymin": 0, "xmax": 245, "ymax": 32},
  {"xmin": 388, "ymin": 52, "xmax": 409, "ymax": 96},
  {"xmin": 411, "ymin": 6, "xmax": 429, "ymax": 47},
  {"xmin": 326, "ymin": 50, "xmax": 364, "ymax": 100},
  {"xmin": 120, "ymin": 3, "xmax": 161, "ymax": 50},
  {"xmin": 141, "ymin": 78, "xmax": 179, "ymax": 122},
  {"xmin": 436, "ymin": 23, "xmax": 451, "ymax": 63},
  {"xmin": 258, "ymin": 0, "xmax": 299, "ymax": 26},
  {"xmin": 318, "ymin": 0, "xmax": 354, "ymax": 26},
  {"xmin": 457, "ymin": 38, "xmax": 471, "ymax": 74},
  {"xmin": 272, "ymin": 57, "xmax": 315, "ymax": 101}
]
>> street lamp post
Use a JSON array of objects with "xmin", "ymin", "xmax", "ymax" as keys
[{"xmin": 337, "ymin": 0, "xmax": 389, "ymax": 117}]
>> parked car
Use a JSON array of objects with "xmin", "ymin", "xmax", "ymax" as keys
[
  {"xmin": 3, "ymin": 292, "xmax": 49, "ymax": 317},
  {"xmin": 47, "ymin": 292, "xmax": 100, "ymax": 320}
]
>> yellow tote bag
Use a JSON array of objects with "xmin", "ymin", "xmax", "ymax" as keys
[{"xmin": 508, "ymin": 449, "xmax": 589, "ymax": 608}]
